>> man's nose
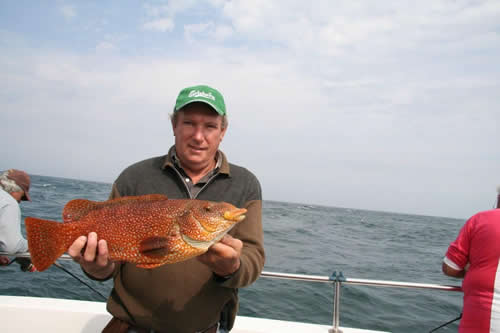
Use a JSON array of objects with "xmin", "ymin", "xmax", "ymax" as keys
[{"xmin": 192, "ymin": 126, "xmax": 204, "ymax": 141}]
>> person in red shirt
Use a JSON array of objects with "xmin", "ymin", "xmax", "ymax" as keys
[{"xmin": 443, "ymin": 208, "xmax": 500, "ymax": 332}]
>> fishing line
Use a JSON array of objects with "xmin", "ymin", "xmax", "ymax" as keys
[
  {"xmin": 428, "ymin": 313, "xmax": 462, "ymax": 332},
  {"xmin": 53, "ymin": 261, "xmax": 107, "ymax": 301},
  {"xmin": 2, "ymin": 252, "xmax": 107, "ymax": 301},
  {"xmin": 6, "ymin": 257, "xmax": 18, "ymax": 266}
]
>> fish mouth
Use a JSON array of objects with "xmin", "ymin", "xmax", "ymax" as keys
[{"xmin": 224, "ymin": 208, "xmax": 247, "ymax": 222}]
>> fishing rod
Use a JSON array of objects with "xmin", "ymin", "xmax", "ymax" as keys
[
  {"xmin": 1, "ymin": 251, "xmax": 107, "ymax": 301},
  {"xmin": 0, "ymin": 251, "xmax": 72, "ymax": 260}
]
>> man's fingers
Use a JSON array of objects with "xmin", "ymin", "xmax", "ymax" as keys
[
  {"xmin": 67, "ymin": 235, "xmax": 88, "ymax": 260},
  {"xmin": 96, "ymin": 240, "xmax": 109, "ymax": 267},
  {"xmin": 83, "ymin": 232, "xmax": 98, "ymax": 262},
  {"xmin": 219, "ymin": 235, "xmax": 243, "ymax": 252},
  {"xmin": 205, "ymin": 236, "xmax": 243, "ymax": 259},
  {"xmin": 68, "ymin": 232, "xmax": 107, "ymax": 266},
  {"xmin": 219, "ymin": 234, "xmax": 234, "ymax": 245},
  {"xmin": 197, "ymin": 235, "xmax": 243, "ymax": 276},
  {"xmin": 207, "ymin": 242, "xmax": 228, "ymax": 257}
]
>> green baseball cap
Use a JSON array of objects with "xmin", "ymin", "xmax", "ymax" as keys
[{"xmin": 174, "ymin": 85, "xmax": 226, "ymax": 116}]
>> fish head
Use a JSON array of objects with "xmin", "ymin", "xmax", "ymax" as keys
[{"xmin": 190, "ymin": 201, "xmax": 247, "ymax": 233}]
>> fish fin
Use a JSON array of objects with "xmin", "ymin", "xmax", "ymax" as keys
[
  {"xmin": 136, "ymin": 263, "xmax": 165, "ymax": 269},
  {"xmin": 139, "ymin": 236, "xmax": 169, "ymax": 258},
  {"xmin": 62, "ymin": 194, "xmax": 169, "ymax": 222},
  {"xmin": 110, "ymin": 194, "xmax": 168, "ymax": 203},
  {"xmin": 25, "ymin": 217, "xmax": 71, "ymax": 272},
  {"xmin": 62, "ymin": 199, "xmax": 99, "ymax": 223}
]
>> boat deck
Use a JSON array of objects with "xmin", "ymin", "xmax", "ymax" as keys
[{"xmin": 1, "ymin": 296, "xmax": 388, "ymax": 333}]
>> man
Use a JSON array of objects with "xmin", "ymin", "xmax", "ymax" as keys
[
  {"xmin": 68, "ymin": 85, "xmax": 264, "ymax": 333},
  {"xmin": 442, "ymin": 208, "xmax": 500, "ymax": 332},
  {"xmin": 0, "ymin": 169, "xmax": 36, "ymax": 271}
]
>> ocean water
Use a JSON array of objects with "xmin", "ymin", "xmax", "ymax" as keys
[{"xmin": 0, "ymin": 175, "xmax": 465, "ymax": 332}]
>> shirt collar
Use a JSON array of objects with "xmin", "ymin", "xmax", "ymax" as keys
[
  {"xmin": 162, "ymin": 146, "xmax": 230, "ymax": 176},
  {"xmin": 171, "ymin": 148, "xmax": 221, "ymax": 175}
]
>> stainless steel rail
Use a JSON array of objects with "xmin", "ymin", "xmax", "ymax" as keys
[
  {"xmin": 2, "ymin": 253, "xmax": 462, "ymax": 332},
  {"xmin": 260, "ymin": 271, "xmax": 462, "ymax": 333},
  {"xmin": 260, "ymin": 271, "xmax": 462, "ymax": 291}
]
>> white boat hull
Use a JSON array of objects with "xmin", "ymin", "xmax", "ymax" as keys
[{"xmin": 0, "ymin": 296, "xmax": 388, "ymax": 332}]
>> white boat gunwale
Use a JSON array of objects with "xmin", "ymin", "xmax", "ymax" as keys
[{"xmin": 1, "ymin": 252, "xmax": 462, "ymax": 332}]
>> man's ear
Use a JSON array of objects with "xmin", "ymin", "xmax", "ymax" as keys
[
  {"xmin": 171, "ymin": 117, "xmax": 177, "ymax": 135},
  {"xmin": 220, "ymin": 124, "xmax": 228, "ymax": 141}
]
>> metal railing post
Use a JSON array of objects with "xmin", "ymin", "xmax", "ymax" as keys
[{"xmin": 329, "ymin": 271, "xmax": 343, "ymax": 333}]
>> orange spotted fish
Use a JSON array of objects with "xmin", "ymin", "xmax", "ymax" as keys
[{"xmin": 25, "ymin": 194, "xmax": 246, "ymax": 272}]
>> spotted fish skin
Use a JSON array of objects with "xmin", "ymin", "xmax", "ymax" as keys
[{"xmin": 25, "ymin": 194, "xmax": 246, "ymax": 272}]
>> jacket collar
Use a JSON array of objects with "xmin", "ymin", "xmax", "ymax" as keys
[{"xmin": 161, "ymin": 146, "xmax": 230, "ymax": 176}]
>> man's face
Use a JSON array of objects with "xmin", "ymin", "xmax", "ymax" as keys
[
  {"xmin": 172, "ymin": 103, "xmax": 227, "ymax": 173},
  {"xmin": 10, "ymin": 191, "xmax": 24, "ymax": 203}
]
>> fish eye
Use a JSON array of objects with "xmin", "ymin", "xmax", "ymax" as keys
[{"xmin": 204, "ymin": 205, "xmax": 212, "ymax": 212}]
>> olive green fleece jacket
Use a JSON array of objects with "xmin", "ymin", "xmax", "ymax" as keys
[{"xmin": 97, "ymin": 147, "xmax": 264, "ymax": 332}]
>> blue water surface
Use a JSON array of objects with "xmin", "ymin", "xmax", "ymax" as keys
[{"xmin": 0, "ymin": 175, "xmax": 465, "ymax": 332}]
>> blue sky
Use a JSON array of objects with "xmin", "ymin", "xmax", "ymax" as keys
[{"xmin": 1, "ymin": 1, "xmax": 499, "ymax": 219}]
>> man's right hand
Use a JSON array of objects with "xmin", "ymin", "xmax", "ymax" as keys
[
  {"xmin": 68, "ymin": 232, "xmax": 115, "ymax": 280},
  {"xmin": 0, "ymin": 255, "xmax": 9, "ymax": 266}
]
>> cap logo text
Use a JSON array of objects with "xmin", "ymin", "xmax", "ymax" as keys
[{"xmin": 188, "ymin": 90, "xmax": 216, "ymax": 101}]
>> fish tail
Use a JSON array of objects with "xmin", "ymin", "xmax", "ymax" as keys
[{"xmin": 25, "ymin": 217, "xmax": 74, "ymax": 271}]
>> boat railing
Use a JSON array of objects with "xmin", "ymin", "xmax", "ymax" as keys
[
  {"xmin": 2, "ymin": 252, "xmax": 462, "ymax": 333},
  {"xmin": 260, "ymin": 270, "xmax": 462, "ymax": 333}
]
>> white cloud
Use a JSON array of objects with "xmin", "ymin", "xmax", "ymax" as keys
[
  {"xmin": 1, "ymin": 0, "xmax": 499, "ymax": 219},
  {"xmin": 96, "ymin": 41, "xmax": 116, "ymax": 51},
  {"xmin": 214, "ymin": 24, "xmax": 233, "ymax": 41},
  {"xmin": 59, "ymin": 5, "xmax": 76, "ymax": 20},
  {"xmin": 219, "ymin": 0, "xmax": 500, "ymax": 60},
  {"xmin": 142, "ymin": 0, "xmax": 199, "ymax": 33},
  {"xmin": 142, "ymin": 18, "xmax": 175, "ymax": 32},
  {"xmin": 184, "ymin": 22, "xmax": 234, "ymax": 43}
]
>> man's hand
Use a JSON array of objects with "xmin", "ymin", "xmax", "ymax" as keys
[
  {"xmin": 68, "ymin": 232, "xmax": 115, "ymax": 280},
  {"xmin": 0, "ymin": 255, "xmax": 10, "ymax": 266},
  {"xmin": 16, "ymin": 257, "xmax": 37, "ymax": 272},
  {"xmin": 197, "ymin": 234, "xmax": 242, "ymax": 277},
  {"xmin": 442, "ymin": 262, "xmax": 466, "ymax": 278}
]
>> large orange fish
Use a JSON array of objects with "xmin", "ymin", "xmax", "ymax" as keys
[{"xmin": 25, "ymin": 194, "xmax": 246, "ymax": 272}]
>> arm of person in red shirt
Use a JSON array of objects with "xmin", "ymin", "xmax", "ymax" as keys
[{"xmin": 442, "ymin": 262, "xmax": 465, "ymax": 278}]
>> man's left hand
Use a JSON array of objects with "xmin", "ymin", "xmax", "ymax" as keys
[{"xmin": 197, "ymin": 234, "xmax": 242, "ymax": 277}]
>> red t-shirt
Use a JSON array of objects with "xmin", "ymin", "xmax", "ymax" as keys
[{"xmin": 445, "ymin": 209, "xmax": 500, "ymax": 332}]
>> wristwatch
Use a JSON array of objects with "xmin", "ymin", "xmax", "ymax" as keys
[{"xmin": 213, "ymin": 271, "xmax": 236, "ymax": 283}]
